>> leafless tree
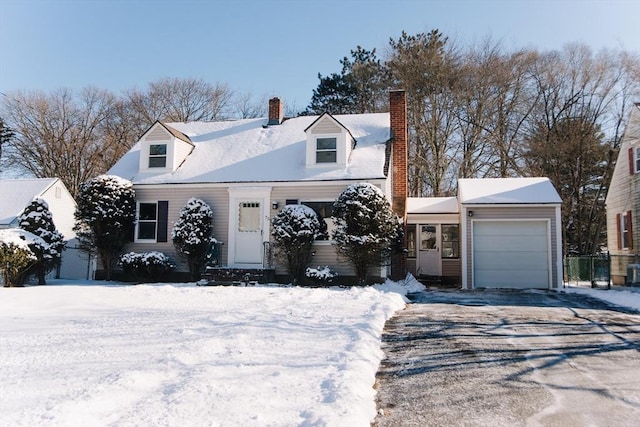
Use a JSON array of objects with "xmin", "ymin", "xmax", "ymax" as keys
[
  {"xmin": 125, "ymin": 77, "xmax": 234, "ymax": 123},
  {"xmin": 386, "ymin": 30, "xmax": 461, "ymax": 196},
  {"xmin": 1, "ymin": 87, "xmax": 123, "ymax": 197},
  {"xmin": 234, "ymin": 91, "xmax": 267, "ymax": 119}
]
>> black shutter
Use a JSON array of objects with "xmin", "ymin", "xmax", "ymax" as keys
[{"xmin": 157, "ymin": 201, "xmax": 169, "ymax": 242}]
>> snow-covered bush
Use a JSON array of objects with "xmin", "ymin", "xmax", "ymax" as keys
[
  {"xmin": 0, "ymin": 229, "xmax": 40, "ymax": 287},
  {"xmin": 305, "ymin": 266, "xmax": 338, "ymax": 286},
  {"xmin": 172, "ymin": 198, "xmax": 214, "ymax": 281},
  {"xmin": 74, "ymin": 175, "xmax": 136, "ymax": 280},
  {"xmin": 18, "ymin": 198, "xmax": 66, "ymax": 285},
  {"xmin": 272, "ymin": 204, "xmax": 323, "ymax": 285},
  {"xmin": 332, "ymin": 182, "xmax": 403, "ymax": 285},
  {"xmin": 118, "ymin": 251, "xmax": 175, "ymax": 282}
]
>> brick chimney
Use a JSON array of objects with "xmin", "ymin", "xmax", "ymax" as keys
[
  {"xmin": 268, "ymin": 97, "xmax": 283, "ymax": 125},
  {"xmin": 389, "ymin": 90, "xmax": 407, "ymax": 280}
]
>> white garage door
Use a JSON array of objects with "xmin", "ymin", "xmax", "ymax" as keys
[{"xmin": 473, "ymin": 221, "xmax": 550, "ymax": 289}]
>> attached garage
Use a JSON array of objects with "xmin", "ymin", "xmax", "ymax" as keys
[
  {"xmin": 473, "ymin": 220, "xmax": 550, "ymax": 289},
  {"xmin": 459, "ymin": 178, "xmax": 563, "ymax": 290}
]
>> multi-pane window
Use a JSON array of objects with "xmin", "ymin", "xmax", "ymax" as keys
[
  {"xmin": 406, "ymin": 225, "xmax": 417, "ymax": 258},
  {"xmin": 149, "ymin": 144, "xmax": 167, "ymax": 168},
  {"xmin": 316, "ymin": 138, "xmax": 337, "ymax": 163},
  {"xmin": 441, "ymin": 224, "xmax": 459, "ymax": 258},
  {"xmin": 137, "ymin": 202, "xmax": 158, "ymax": 240},
  {"xmin": 635, "ymin": 147, "xmax": 640, "ymax": 174},
  {"xmin": 239, "ymin": 202, "xmax": 261, "ymax": 232},
  {"xmin": 302, "ymin": 201, "xmax": 334, "ymax": 240}
]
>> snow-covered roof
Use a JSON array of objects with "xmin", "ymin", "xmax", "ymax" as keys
[
  {"xmin": 0, "ymin": 178, "xmax": 58, "ymax": 226},
  {"xmin": 108, "ymin": 113, "xmax": 390, "ymax": 185},
  {"xmin": 407, "ymin": 197, "xmax": 459, "ymax": 214},
  {"xmin": 458, "ymin": 178, "xmax": 562, "ymax": 204}
]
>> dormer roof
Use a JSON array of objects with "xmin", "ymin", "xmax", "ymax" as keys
[
  {"xmin": 304, "ymin": 112, "xmax": 356, "ymax": 143},
  {"xmin": 141, "ymin": 121, "xmax": 194, "ymax": 146}
]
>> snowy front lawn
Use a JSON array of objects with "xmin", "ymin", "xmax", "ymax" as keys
[{"xmin": 0, "ymin": 282, "xmax": 411, "ymax": 427}]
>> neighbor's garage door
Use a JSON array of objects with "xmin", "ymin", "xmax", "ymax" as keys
[{"xmin": 473, "ymin": 220, "xmax": 550, "ymax": 289}]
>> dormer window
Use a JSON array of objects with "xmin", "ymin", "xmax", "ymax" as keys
[
  {"xmin": 304, "ymin": 113, "xmax": 356, "ymax": 167},
  {"xmin": 316, "ymin": 138, "xmax": 337, "ymax": 163},
  {"xmin": 149, "ymin": 144, "xmax": 167, "ymax": 168},
  {"xmin": 138, "ymin": 122, "xmax": 193, "ymax": 173}
]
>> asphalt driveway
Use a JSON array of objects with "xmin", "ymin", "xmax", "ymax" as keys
[{"xmin": 374, "ymin": 289, "xmax": 640, "ymax": 427}]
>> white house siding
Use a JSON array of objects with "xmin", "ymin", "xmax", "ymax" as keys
[
  {"xmin": 125, "ymin": 180, "xmax": 388, "ymax": 277},
  {"xmin": 39, "ymin": 181, "xmax": 77, "ymax": 240},
  {"xmin": 605, "ymin": 113, "xmax": 640, "ymax": 283},
  {"xmin": 463, "ymin": 206, "xmax": 560, "ymax": 289},
  {"xmin": 126, "ymin": 184, "xmax": 231, "ymax": 272},
  {"xmin": 310, "ymin": 118, "xmax": 342, "ymax": 134},
  {"xmin": 144, "ymin": 126, "xmax": 170, "ymax": 142}
]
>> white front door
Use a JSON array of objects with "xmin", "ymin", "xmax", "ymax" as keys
[
  {"xmin": 234, "ymin": 200, "xmax": 264, "ymax": 265},
  {"xmin": 419, "ymin": 224, "xmax": 441, "ymax": 276}
]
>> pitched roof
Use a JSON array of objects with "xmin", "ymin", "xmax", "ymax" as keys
[
  {"xmin": 108, "ymin": 113, "xmax": 390, "ymax": 185},
  {"xmin": 0, "ymin": 178, "xmax": 58, "ymax": 225},
  {"xmin": 458, "ymin": 177, "xmax": 562, "ymax": 204}
]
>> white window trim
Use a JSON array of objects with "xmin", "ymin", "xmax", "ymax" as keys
[
  {"xmin": 635, "ymin": 147, "xmax": 640, "ymax": 174},
  {"xmin": 148, "ymin": 143, "xmax": 168, "ymax": 168},
  {"xmin": 135, "ymin": 201, "xmax": 158, "ymax": 243},
  {"xmin": 621, "ymin": 211, "xmax": 631, "ymax": 249},
  {"xmin": 305, "ymin": 132, "xmax": 350, "ymax": 167}
]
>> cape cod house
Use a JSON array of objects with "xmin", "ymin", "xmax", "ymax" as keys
[
  {"xmin": 108, "ymin": 90, "xmax": 564, "ymax": 289},
  {"xmin": 606, "ymin": 103, "xmax": 640, "ymax": 285}
]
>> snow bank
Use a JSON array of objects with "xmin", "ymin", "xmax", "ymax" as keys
[
  {"xmin": 562, "ymin": 286, "xmax": 640, "ymax": 311},
  {"xmin": 0, "ymin": 281, "xmax": 409, "ymax": 426}
]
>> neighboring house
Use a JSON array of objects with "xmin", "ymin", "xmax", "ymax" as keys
[
  {"xmin": 606, "ymin": 103, "xmax": 640, "ymax": 285},
  {"xmin": 0, "ymin": 178, "xmax": 89, "ymax": 280},
  {"xmin": 108, "ymin": 91, "xmax": 563, "ymax": 289},
  {"xmin": 406, "ymin": 178, "xmax": 563, "ymax": 290}
]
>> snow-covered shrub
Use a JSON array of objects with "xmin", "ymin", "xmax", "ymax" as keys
[
  {"xmin": 172, "ymin": 198, "xmax": 214, "ymax": 281},
  {"xmin": 332, "ymin": 182, "xmax": 403, "ymax": 285},
  {"xmin": 74, "ymin": 175, "xmax": 136, "ymax": 280},
  {"xmin": 305, "ymin": 266, "xmax": 338, "ymax": 286},
  {"xmin": 18, "ymin": 198, "xmax": 66, "ymax": 285},
  {"xmin": 272, "ymin": 204, "xmax": 323, "ymax": 285},
  {"xmin": 0, "ymin": 229, "xmax": 40, "ymax": 287},
  {"xmin": 119, "ymin": 251, "xmax": 175, "ymax": 282}
]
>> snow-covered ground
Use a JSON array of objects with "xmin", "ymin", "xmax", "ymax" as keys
[
  {"xmin": 562, "ymin": 283, "xmax": 640, "ymax": 311},
  {"xmin": 0, "ymin": 279, "xmax": 420, "ymax": 427},
  {"xmin": 2, "ymin": 277, "xmax": 636, "ymax": 427}
]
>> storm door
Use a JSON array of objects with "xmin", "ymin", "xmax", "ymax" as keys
[{"xmin": 419, "ymin": 224, "xmax": 441, "ymax": 276}]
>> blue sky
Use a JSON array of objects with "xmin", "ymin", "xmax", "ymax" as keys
[{"xmin": 1, "ymin": 0, "xmax": 638, "ymax": 112}]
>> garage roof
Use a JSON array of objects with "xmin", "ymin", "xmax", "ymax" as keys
[{"xmin": 458, "ymin": 178, "xmax": 562, "ymax": 204}]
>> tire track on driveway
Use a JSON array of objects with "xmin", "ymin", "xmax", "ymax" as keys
[{"xmin": 374, "ymin": 290, "xmax": 640, "ymax": 427}]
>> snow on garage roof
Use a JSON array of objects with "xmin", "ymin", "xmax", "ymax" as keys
[
  {"xmin": 458, "ymin": 178, "xmax": 562, "ymax": 204},
  {"xmin": 407, "ymin": 197, "xmax": 459, "ymax": 213},
  {"xmin": 108, "ymin": 113, "xmax": 390, "ymax": 185},
  {"xmin": 0, "ymin": 178, "xmax": 58, "ymax": 226}
]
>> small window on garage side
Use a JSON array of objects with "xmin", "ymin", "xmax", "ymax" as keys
[
  {"xmin": 441, "ymin": 224, "xmax": 459, "ymax": 258},
  {"xmin": 316, "ymin": 138, "xmax": 337, "ymax": 163},
  {"xmin": 149, "ymin": 144, "xmax": 167, "ymax": 168}
]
